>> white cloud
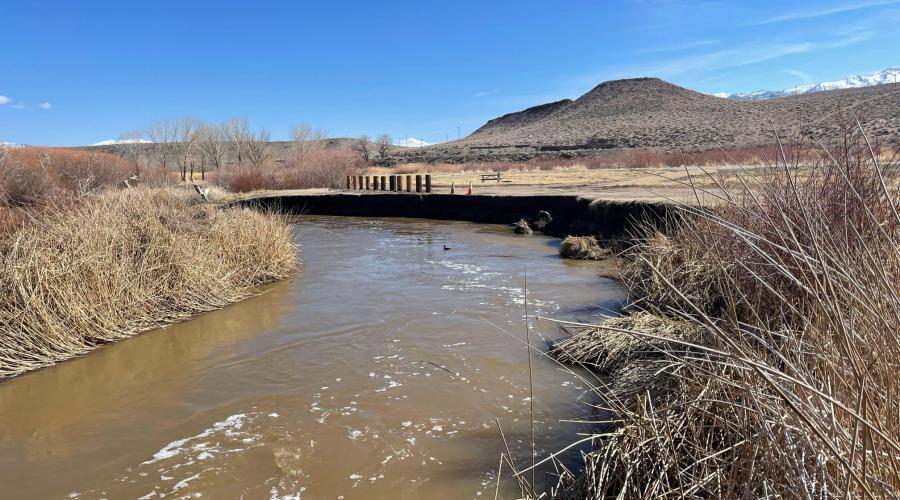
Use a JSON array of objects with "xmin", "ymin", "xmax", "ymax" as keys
[
  {"xmin": 753, "ymin": 0, "xmax": 900, "ymax": 25},
  {"xmin": 393, "ymin": 137, "xmax": 432, "ymax": 148},
  {"xmin": 10, "ymin": 103, "xmax": 26, "ymax": 109},
  {"xmin": 38, "ymin": 102, "xmax": 52, "ymax": 109},
  {"xmin": 0, "ymin": 96, "xmax": 9, "ymax": 105},
  {"xmin": 473, "ymin": 90, "xmax": 497, "ymax": 98}
]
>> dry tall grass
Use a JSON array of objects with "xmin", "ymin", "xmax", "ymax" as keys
[
  {"xmin": 0, "ymin": 189, "xmax": 298, "ymax": 379},
  {"xmin": 558, "ymin": 236, "xmax": 611, "ymax": 260},
  {"xmin": 550, "ymin": 130, "xmax": 899, "ymax": 498}
]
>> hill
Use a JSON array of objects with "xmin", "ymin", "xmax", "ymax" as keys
[{"xmin": 398, "ymin": 77, "xmax": 900, "ymax": 162}]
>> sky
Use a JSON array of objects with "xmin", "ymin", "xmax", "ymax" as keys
[{"xmin": 1, "ymin": 0, "xmax": 898, "ymax": 146}]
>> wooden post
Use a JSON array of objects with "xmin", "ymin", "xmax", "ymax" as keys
[
  {"xmin": 389, "ymin": 175, "xmax": 396, "ymax": 191},
  {"xmin": 415, "ymin": 175, "xmax": 422, "ymax": 193},
  {"xmin": 395, "ymin": 175, "xmax": 402, "ymax": 192},
  {"xmin": 365, "ymin": 176, "xmax": 371, "ymax": 190},
  {"xmin": 358, "ymin": 175, "xmax": 364, "ymax": 190},
  {"xmin": 352, "ymin": 176, "xmax": 358, "ymax": 190},
  {"xmin": 406, "ymin": 175, "xmax": 412, "ymax": 192},
  {"xmin": 346, "ymin": 176, "xmax": 351, "ymax": 189},
  {"xmin": 425, "ymin": 174, "xmax": 432, "ymax": 193},
  {"xmin": 381, "ymin": 176, "xmax": 387, "ymax": 191}
]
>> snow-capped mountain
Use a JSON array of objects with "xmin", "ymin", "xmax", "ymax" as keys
[
  {"xmin": 716, "ymin": 67, "xmax": 900, "ymax": 101},
  {"xmin": 393, "ymin": 137, "xmax": 432, "ymax": 148},
  {"xmin": 0, "ymin": 141, "xmax": 26, "ymax": 149},
  {"xmin": 91, "ymin": 139, "xmax": 154, "ymax": 146}
]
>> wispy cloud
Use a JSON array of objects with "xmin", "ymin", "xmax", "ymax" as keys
[
  {"xmin": 784, "ymin": 69, "xmax": 812, "ymax": 82},
  {"xmin": 473, "ymin": 90, "xmax": 497, "ymax": 98},
  {"xmin": 39, "ymin": 102, "xmax": 52, "ymax": 109},
  {"xmin": 0, "ymin": 96, "xmax": 9, "ymax": 105},
  {"xmin": 574, "ymin": 30, "xmax": 872, "ymax": 85},
  {"xmin": 10, "ymin": 103, "xmax": 26, "ymax": 110},
  {"xmin": 753, "ymin": 0, "xmax": 900, "ymax": 25},
  {"xmin": 638, "ymin": 39, "xmax": 719, "ymax": 53}
]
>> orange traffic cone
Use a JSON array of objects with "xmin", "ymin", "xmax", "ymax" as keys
[
  {"xmin": 467, "ymin": 181, "xmax": 474, "ymax": 195},
  {"xmin": 450, "ymin": 180, "xmax": 455, "ymax": 194}
]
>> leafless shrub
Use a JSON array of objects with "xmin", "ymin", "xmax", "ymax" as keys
[{"xmin": 246, "ymin": 128, "xmax": 271, "ymax": 168}]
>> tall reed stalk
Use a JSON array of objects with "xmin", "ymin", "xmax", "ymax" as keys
[
  {"xmin": 551, "ymin": 128, "xmax": 899, "ymax": 498},
  {"xmin": 0, "ymin": 189, "xmax": 298, "ymax": 379}
]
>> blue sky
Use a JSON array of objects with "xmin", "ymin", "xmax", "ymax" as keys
[{"xmin": 1, "ymin": 0, "xmax": 898, "ymax": 146}]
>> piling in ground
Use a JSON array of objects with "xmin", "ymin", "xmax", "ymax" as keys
[
  {"xmin": 365, "ymin": 176, "xmax": 371, "ymax": 190},
  {"xmin": 425, "ymin": 174, "xmax": 432, "ymax": 193},
  {"xmin": 415, "ymin": 175, "xmax": 422, "ymax": 193},
  {"xmin": 406, "ymin": 175, "xmax": 412, "ymax": 193},
  {"xmin": 0, "ymin": 189, "xmax": 298, "ymax": 379}
]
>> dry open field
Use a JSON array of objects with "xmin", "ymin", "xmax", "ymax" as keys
[{"xmin": 358, "ymin": 164, "xmax": 768, "ymax": 203}]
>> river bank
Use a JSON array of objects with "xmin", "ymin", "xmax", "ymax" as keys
[{"xmin": 0, "ymin": 189, "xmax": 297, "ymax": 379}]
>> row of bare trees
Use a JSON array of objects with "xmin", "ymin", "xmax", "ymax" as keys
[
  {"xmin": 117, "ymin": 118, "xmax": 283, "ymax": 180},
  {"xmin": 116, "ymin": 118, "xmax": 397, "ymax": 182}
]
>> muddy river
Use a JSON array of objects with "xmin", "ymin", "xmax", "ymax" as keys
[{"xmin": 0, "ymin": 217, "xmax": 624, "ymax": 499}]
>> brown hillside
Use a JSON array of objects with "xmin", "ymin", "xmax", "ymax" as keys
[{"xmin": 400, "ymin": 77, "xmax": 900, "ymax": 162}]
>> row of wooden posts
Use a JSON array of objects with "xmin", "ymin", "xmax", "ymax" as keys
[{"xmin": 345, "ymin": 174, "xmax": 432, "ymax": 193}]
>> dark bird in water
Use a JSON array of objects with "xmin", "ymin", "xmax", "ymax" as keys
[{"xmin": 443, "ymin": 245, "xmax": 451, "ymax": 251}]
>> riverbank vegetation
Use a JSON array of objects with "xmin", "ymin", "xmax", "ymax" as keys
[
  {"xmin": 0, "ymin": 148, "xmax": 298, "ymax": 379},
  {"xmin": 558, "ymin": 236, "xmax": 610, "ymax": 260},
  {"xmin": 549, "ymin": 131, "xmax": 899, "ymax": 497}
]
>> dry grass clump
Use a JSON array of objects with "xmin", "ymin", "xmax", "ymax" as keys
[
  {"xmin": 550, "ymin": 129, "xmax": 900, "ymax": 498},
  {"xmin": 0, "ymin": 189, "xmax": 298, "ymax": 379},
  {"xmin": 559, "ymin": 236, "xmax": 611, "ymax": 260}
]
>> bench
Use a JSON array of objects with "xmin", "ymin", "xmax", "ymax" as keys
[{"xmin": 480, "ymin": 172, "xmax": 502, "ymax": 183}]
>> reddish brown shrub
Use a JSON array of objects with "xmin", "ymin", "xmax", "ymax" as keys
[
  {"xmin": 213, "ymin": 149, "xmax": 364, "ymax": 192},
  {"xmin": 1, "ymin": 148, "xmax": 132, "ymax": 207}
]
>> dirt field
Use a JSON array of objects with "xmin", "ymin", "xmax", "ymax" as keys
[{"xmin": 351, "ymin": 165, "xmax": 765, "ymax": 204}]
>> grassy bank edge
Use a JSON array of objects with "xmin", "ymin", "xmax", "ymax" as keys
[{"xmin": 0, "ymin": 188, "xmax": 299, "ymax": 380}]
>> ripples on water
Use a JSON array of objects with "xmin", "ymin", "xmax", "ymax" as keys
[{"xmin": 0, "ymin": 217, "xmax": 625, "ymax": 499}]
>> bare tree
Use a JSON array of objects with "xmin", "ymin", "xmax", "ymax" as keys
[
  {"xmin": 376, "ymin": 134, "xmax": 392, "ymax": 164},
  {"xmin": 118, "ymin": 129, "xmax": 146, "ymax": 176},
  {"xmin": 225, "ymin": 117, "xmax": 251, "ymax": 164},
  {"xmin": 289, "ymin": 123, "xmax": 327, "ymax": 167},
  {"xmin": 355, "ymin": 135, "xmax": 371, "ymax": 164},
  {"xmin": 174, "ymin": 117, "xmax": 199, "ymax": 182},
  {"xmin": 146, "ymin": 119, "xmax": 177, "ymax": 170},
  {"xmin": 246, "ymin": 128, "xmax": 271, "ymax": 168},
  {"xmin": 197, "ymin": 122, "xmax": 227, "ymax": 172}
]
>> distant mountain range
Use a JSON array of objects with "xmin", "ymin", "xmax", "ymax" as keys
[
  {"xmin": 714, "ymin": 67, "xmax": 900, "ymax": 101},
  {"xmin": 0, "ymin": 141, "xmax": 26, "ymax": 149},
  {"xmin": 91, "ymin": 139, "xmax": 154, "ymax": 146}
]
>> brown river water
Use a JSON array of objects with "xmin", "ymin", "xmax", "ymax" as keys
[{"xmin": 0, "ymin": 216, "xmax": 624, "ymax": 499}]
